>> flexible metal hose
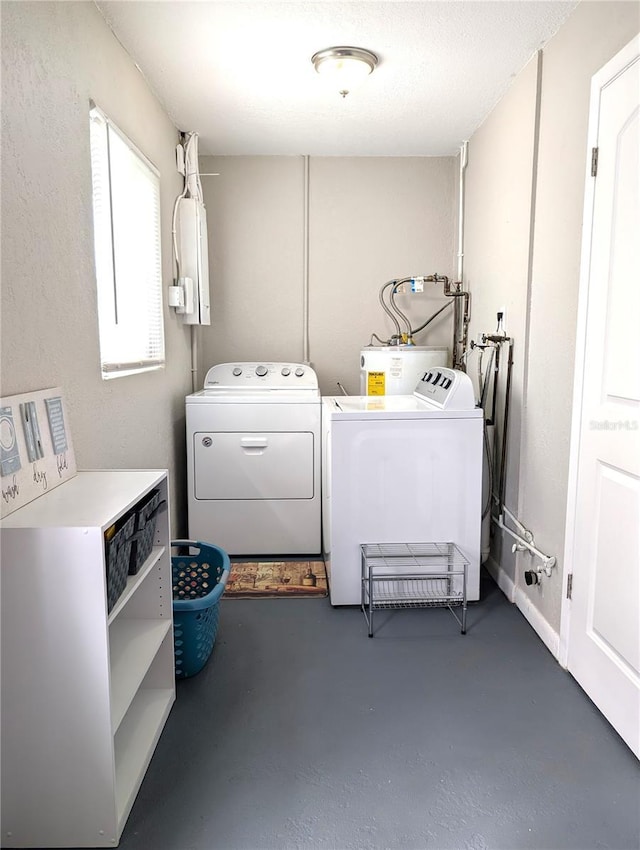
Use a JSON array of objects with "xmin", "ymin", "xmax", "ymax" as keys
[
  {"xmin": 378, "ymin": 280, "xmax": 402, "ymax": 340},
  {"xmin": 389, "ymin": 280, "xmax": 413, "ymax": 340},
  {"xmin": 482, "ymin": 422, "xmax": 493, "ymax": 519},
  {"xmin": 480, "ymin": 346, "xmax": 495, "ymax": 410},
  {"xmin": 411, "ymin": 299, "xmax": 453, "ymax": 336}
]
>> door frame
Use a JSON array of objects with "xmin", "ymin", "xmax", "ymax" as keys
[{"xmin": 559, "ymin": 33, "xmax": 640, "ymax": 668}]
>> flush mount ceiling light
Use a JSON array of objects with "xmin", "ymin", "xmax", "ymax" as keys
[{"xmin": 311, "ymin": 46, "xmax": 378, "ymax": 98}]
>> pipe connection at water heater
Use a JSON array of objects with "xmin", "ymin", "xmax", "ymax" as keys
[{"xmin": 370, "ymin": 273, "xmax": 469, "ymax": 367}]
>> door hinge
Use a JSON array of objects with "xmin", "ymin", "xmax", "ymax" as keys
[
  {"xmin": 566, "ymin": 573, "xmax": 573, "ymax": 600},
  {"xmin": 591, "ymin": 147, "xmax": 599, "ymax": 177}
]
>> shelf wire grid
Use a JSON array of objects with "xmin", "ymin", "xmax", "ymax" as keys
[{"xmin": 360, "ymin": 542, "xmax": 468, "ymax": 570}]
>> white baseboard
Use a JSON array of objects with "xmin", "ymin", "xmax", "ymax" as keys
[
  {"xmin": 485, "ymin": 556, "xmax": 515, "ymax": 602},
  {"xmin": 485, "ymin": 557, "xmax": 560, "ymax": 659}
]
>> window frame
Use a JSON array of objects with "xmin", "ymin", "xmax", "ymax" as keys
[{"xmin": 89, "ymin": 103, "xmax": 165, "ymax": 380}]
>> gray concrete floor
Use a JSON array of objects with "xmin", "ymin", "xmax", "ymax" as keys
[{"xmin": 120, "ymin": 572, "xmax": 639, "ymax": 850}]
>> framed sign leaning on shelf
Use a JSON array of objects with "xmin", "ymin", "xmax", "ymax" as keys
[{"xmin": 0, "ymin": 387, "xmax": 76, "ymax": 518}]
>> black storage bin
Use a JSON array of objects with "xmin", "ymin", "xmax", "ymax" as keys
[
  {"xmin": 104, "ymin": 513, "xmax": 136, "ymax": 613},
  {"xmin": 129, "ymin": 489, "xmax": 165, "ymax": 575}
]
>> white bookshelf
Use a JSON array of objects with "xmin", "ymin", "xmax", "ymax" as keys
[{"xmin": 0, "ymin": 470, "xmax": 176, "ymax": 848}]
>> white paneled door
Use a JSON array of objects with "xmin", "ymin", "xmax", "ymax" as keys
[{"xmin": 562, "ymin": 35, "xmax": 640, "ymax": 758}]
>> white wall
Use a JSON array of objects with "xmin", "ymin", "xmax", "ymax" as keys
[
  {"xmin": 309, "ymin": 157, "xmax": 457, "ymax": 394},
  {"xmin": 464, "ymin": 0, "xmax": 639, "ymax": 643},
  {"xmin": 200, "ymin": 155, "xmax": 457, "ymax": 394},
  {"xmin": 520, "ymin": 1, "xmax": 639, "ymax": 633},
  {"xmin": 198, "ymin": 156, "xmax": 305, "ymax": 372},
  {"xmin": 464, "ymin": 53, "xmax": 540, "ymax": 592},
  {"xmin": 0, "ymin": 1, "xmax": 191, "ymax": 533}
]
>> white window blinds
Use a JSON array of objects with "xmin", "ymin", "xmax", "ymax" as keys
[{"xmin": 89, "ymin": 106, "xmax": 165, "ymax": 378}]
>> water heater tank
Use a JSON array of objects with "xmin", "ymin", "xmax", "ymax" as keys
[{"xmin": 360, "ymin": 346, "xmax": 450, "ymax": 395}]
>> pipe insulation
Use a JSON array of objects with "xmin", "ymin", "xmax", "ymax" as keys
[
  {"xmin": 457, "ymin": 141, "xmax": 469, "ymax": 283},
  {"xmin": 302, "ymin": 155, "xmax": 310, "ymax": 364},
  {"xmin": 191, "ymin": 325, "xmax": 198, "ymax": 393},
  {"xmin": 454, "ymin": 142, "xmax": 469, "ymax": 369}
]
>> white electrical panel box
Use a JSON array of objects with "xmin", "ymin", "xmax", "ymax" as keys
[{"xmin": 176, "ymin": 197, "xmax": 211, "ymax": 325}]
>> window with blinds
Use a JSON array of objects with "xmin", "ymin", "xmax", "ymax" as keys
[{"xmin": 89, "ymin": 106, "xmax": 165, "ymax": 379}]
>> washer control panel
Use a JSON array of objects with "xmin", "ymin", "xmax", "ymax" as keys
[
  {"xmin": 204, "ymin": 362, "xmax": 319, "ymax": 392},
  {"xmin": 414, "ymin": 367, "xmax": 476, "ymax": 410}
]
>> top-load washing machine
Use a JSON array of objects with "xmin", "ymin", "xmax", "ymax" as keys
[
  {"xmin": 322, "ymin": 367, "xmax": 483, "ymax": 605},
  {"xmin": 187, "ymin": 362, "xmax": 321, "ymax": 556}
]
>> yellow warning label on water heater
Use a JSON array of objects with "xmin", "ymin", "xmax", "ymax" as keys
[{"xmin": 367, "ymin": 371, "xmax": 385, "ymax": 395}]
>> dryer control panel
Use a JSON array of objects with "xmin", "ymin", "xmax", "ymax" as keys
[
  {"xmin": 203, "ymin": 362, "xmax": 319, "ymax": 393},
  {"xmin": 413, "ymin": 367, "xmax": 476, "ymax": 410}
]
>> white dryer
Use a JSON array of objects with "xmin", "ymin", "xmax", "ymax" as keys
[
  {"xmin": 322, "ymin": 367, "xmax": 483, "ymax": 605},
  {"xmin": 187, "ymin": 362, "xmax": 321, "ymax": 556}
]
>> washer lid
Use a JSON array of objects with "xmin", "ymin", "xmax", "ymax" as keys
[
  {"xmin": 202, "ymin": 362, "xmax": 319, "ymax": 395},
  {"xmin": 324, "ymin": 367, "xmax": 479, "ymax": 419},
  {"xmin": 328, "ymin": 396, "xmax": 427, "ymax": 413},
  {"xmin": 323, "ymin": 395, "xmax": 482, "ymax": 420}
]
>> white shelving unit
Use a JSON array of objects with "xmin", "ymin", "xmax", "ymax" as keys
[{"xmin": 0, "ymin": 470, "xmax": 175, "ymax": 848}]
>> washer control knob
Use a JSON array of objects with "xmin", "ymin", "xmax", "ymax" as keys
[
  {"xmin": 281, "ymin": 366, "xmax": 291, "ymax": 376},
  {"xmin": 295, "ymin": 367, "xmax": 305, "ymax": 377},
  {"xmin": 255, "ymin": 365, "xmax": 268, "ymax": 377},
  {"xmin": 232, "ymin": 367, "xmax": 242, "ymax": 377}
]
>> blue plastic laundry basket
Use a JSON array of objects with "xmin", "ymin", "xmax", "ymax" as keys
[{"xmin": 171, "ymin": 540, "xmax": 230, "ymax": 679}]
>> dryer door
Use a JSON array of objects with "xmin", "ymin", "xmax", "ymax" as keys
[{"xmin": 194, "ymin": 431, "xmax": 315, "ymax": 500}]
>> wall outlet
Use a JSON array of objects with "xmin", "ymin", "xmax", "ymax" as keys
[{"xmin": 497, "ymin": 307, "xmax": 507, "ymax": 332}]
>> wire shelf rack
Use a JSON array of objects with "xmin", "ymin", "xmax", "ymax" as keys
[{"xmin": 361, "ymin": 542, "xmax": 468, "ymax": 637}]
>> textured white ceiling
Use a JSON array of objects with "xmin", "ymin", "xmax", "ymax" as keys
[{"xmin": 96, "ymin": 0, "xmax": 577, "ymax": 156}]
